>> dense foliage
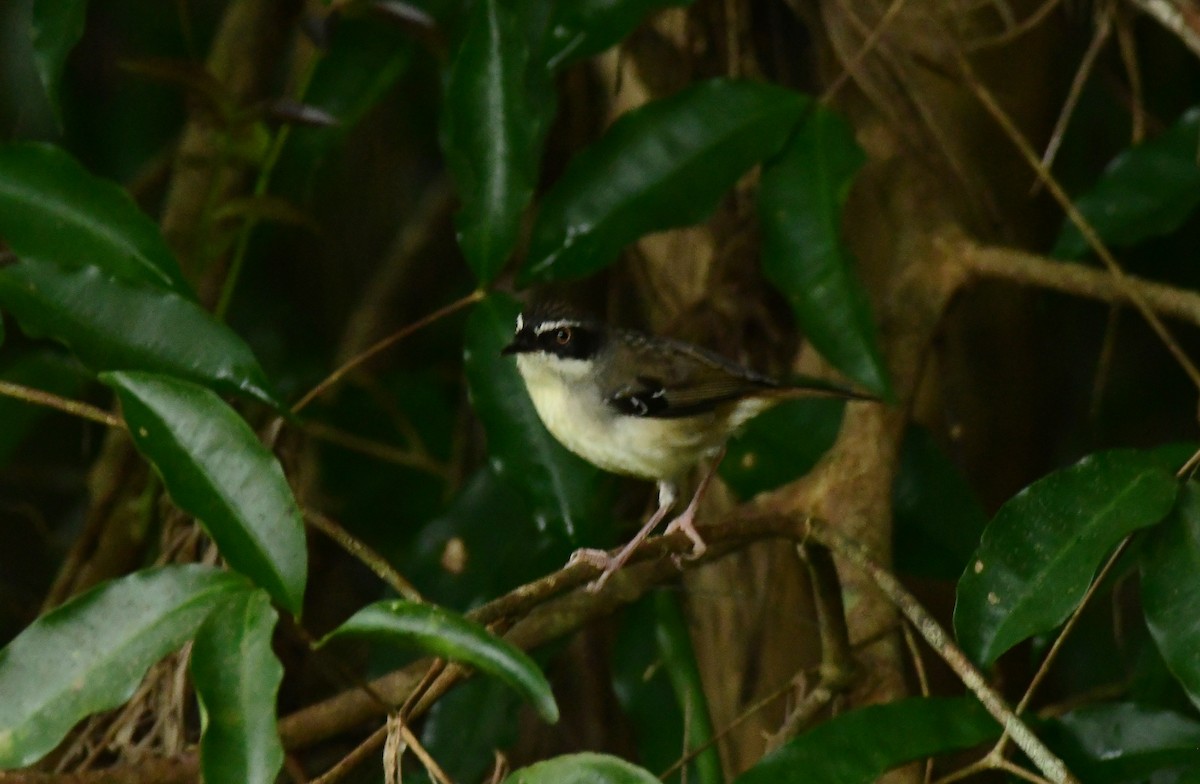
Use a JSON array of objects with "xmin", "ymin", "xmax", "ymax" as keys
[{"xmin": 2, "ymin": 0, "xmax": 1200, "ymax": 782}]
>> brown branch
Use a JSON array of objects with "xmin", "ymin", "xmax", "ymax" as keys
[
  {"xmin": 960, "ymin": 242, "xmax": 1200, "ymax": 329},
  {"xmin": 956, "ymin": 50, "xmax": 1200, "ymax": 391}
]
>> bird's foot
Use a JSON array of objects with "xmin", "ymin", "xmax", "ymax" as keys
[
  {"xmin": 567, "ymin": 547, "xmax": 612, "ymax": 570},
  {"xmin": 664, "ymin": 509, "xmax": 707, "ymax": 564},
  {"xmin": 567, "ymin": 547, "xmax": 625, "ymax": 593}
]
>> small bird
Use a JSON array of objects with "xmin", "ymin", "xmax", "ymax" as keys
[{"xmin": 502, "ymin": 302, "xmax": 872, "ymax": 590}]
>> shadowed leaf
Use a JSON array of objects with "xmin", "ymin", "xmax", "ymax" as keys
[
  {"xmin": 759, "ymin": 105, "xmax": 891, "ymax": 397},
  {"xmin": 0, "ymin": 261, "xmax": 280, "ymax": 407},
  {"xmin": 521, "ymin": 79, "xmax": 807, "ymax": 284},
  {"xmin": 191, "ymin": 589, "xmax": 284, "ymax": 784},
  {"xmin": 102, "ymin": 371, "xmax": 306, "ymax": 614},
  {"xmin": 319, "ymin": 599, "xmax": 560, "ymax": 723},
  {"xmin": 955, "ymin": 449, "xmax": 1177, "ymax": 666},
  {"xmin": 0, "ymin": 566, "xmax": 246, "ymax": 769}
]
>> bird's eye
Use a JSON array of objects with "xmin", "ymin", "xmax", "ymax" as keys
[{"xmin": 555, "ymin": 327, "xmax": 572, "ymax": 345}]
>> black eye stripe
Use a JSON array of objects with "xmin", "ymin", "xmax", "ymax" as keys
[{"xmin": 533, "ymin": 324, "xmax": 599, "ymax": 359}]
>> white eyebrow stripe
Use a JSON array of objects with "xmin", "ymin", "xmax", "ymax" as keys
[
  {"xmin": 515, "ymin": 313, "xmax": 524, "ymax": 331},
  {"xmin": 532, "ymin": 319, "xmax": 581, "ymax": 335}
]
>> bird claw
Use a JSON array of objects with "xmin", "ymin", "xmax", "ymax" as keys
[
  {"xmin": 567, "ymin": 548, "xmax": 623, "ymax": 593},
  {"xmin": 567, "ymin": 547, "xmax": 612, "ymax": 570},
  {"xmin": 664, "ymin": 515, "xmax": 707, "ymax": 561}
]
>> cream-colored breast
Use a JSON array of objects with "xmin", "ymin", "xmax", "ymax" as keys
[{"xmin": 515, "ymin": 354, "xmax": 726, "ymax": 481}]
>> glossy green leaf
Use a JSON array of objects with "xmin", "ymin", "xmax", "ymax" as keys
[
  {"xmin": 0, "ymin": 143, "xmax": 190, "ymax": 294},
  {"xmin": 544, "ymin": 0, "xmax": 694, "ymax": 68},
  {"xmin": 1142, "ymin": 482, "xmax": 1200, "ymax": 712},
  {"xmin": 191, "ymin": 589, "xmax": 284, "ymax": 784},
  {"xmin": 503, "ymin": 753, "xmax": 659, "ymax": 784},
  {"xmin": 893, "ymin": 427, "xmax": 988, "ymax": 580},
  {"xmin": 465, "ymin": 293, "xmax": 611, "ymax": 544},
  {"xmin": 735, "ymin": 697, "xmax": 999, "ymax": 784},
  {"xmin": 273, "ymin": 20, "xmax": 412, "ymax": 195},
  {"xmin": 442, "ymin": 0, "xmax": 555, "ymax": 284},
  {"xmin": 759, "ymin": 106, "xmax": 890, "ymax": 397},
  {"xmin": 955, "ymin": 449, "xmax": 1177, "ymax": 667},
  {"xmin": 0, "ymin": 260, "xmax": 280, "ymax": 407},
  {"xmin": 1043, "ymin": 702, "xmax": 1200, "ymax": 782},
  {"xmin": 0, "ymin": 565, "xmax": 245, "ymax": 769},
  {"xmin": 612, "ymin": 594, "xmax": 722, "ymax": 784},
  {"xmin": 521, "ymin": 79, "xmax": 807, "ymax": 284},
  {"xmin": 30, "ymin": 0, "xmax": 88, "ymax": 124},
  {"xmin": 1054, "ymin": 106, "xmax": 1200, "ymax": 258},
  {"xmin": 319, "ymin": 599, "xmax": 560, "ymax": 723},
  {"xmin": 101, "ymin": 371, "xmax": 306, "ymax": 615},
  {"xmin": 721, "ymin": 398, "xmax": 845, "ymax": 500}
]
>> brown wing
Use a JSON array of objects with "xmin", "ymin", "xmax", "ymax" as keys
[{"xmin": 605, "ymin": 331, "xmax": 779, "ymax": 419}]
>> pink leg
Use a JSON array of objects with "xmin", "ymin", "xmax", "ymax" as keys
[
  {"xmin": 570, "ymin": 483, "xmax": 678, "ymax": 592},
  {"xmin": 663, "ymin": 447, "xmax": 726, "ymax": 560}
]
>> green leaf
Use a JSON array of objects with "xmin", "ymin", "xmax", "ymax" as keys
[
  {"xmin": 758, "ymin": 106, "xmax": 891, "ymax": 397},
  {"xmin": 442, "ymin": 0, "xmax": 555, "ymax": 284},
  {"xmin": 0, "ymin": 565, "xmax": 245, "ymax": 769},
  {"xmin": 101, "ymin": 371, "xmax": 307, "ymax": 615},
  {"xmin": 273, "ymin": 19, "xmax": 413, "ymax": 195},
  {"xmin": 0, "ymin": 143, "xmax": 191, "ymax": 294},
  {"xmin": 521, "ymin": 79, "xmax": 807, "ymax": 284},
  {"xmin": 464, "ymin": 293, "xmax": 612, "ymax": 544},
  {"xmin": 893, "ymin": 427, "xmax": 988, "ymax": 581},
  {"xmin": 1142, "ymin": 482, "xmax": 1200, "ymax": 712},
  {"xmin": 1043, "ymin": 702, "xmax": 1200, "ymax": 782},
  {"xmin": 318, "ymin": 599, "xmax": 560, "ymax": 723},
  {"xmin": 734, "ymin": 697, "xmax": 1000, "ymax": 784},
  {"xmin": 0, "ymin": 260, "xmax": 280, "ymax": 407},
  {"xmin": 503, "ymin": 753, "xmax": 659, "ymax": 784},
  {"xmin": 191, "ymin": 589, "xmax": 284, "ymax": 784},
  {"xmin": 720, "ymin": 398, "xmax": 845, "ymax": 500},
  {"xmin": 544, "ymin": 0, "xmax": 695, "ymax": 68},
  {"xmin": 612, "ymin": 594, "xmax": 722, "ymax": 784},
  {"xmin": 30, "ymin": 0, "xmax": 89, "ymax": 125},
  {"xmin": 1054, "ymin": 106, "xmax": 1200, "ymax": 258},
  {"xmin": 954, "ymin": 449, "xmax": 1178, "ymax": 667}
]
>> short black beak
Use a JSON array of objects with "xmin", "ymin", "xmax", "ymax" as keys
[{"xmin": 500, "ymin": 330, "xmax": 533, "ymax": 356}]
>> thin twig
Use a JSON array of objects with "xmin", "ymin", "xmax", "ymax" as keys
[
  {"xmin": 805, "ymin": 518, "xmax": 1079, "ymax": 784},
  {"xmin": 309, "ymin": 723, "xmax": 389, "ymax": 784},
  {"xmin": 1035, "ymin": 6, "xmax": 1112, "ymax": 184},
  {"xmin": 397, "ymin": 718, "xmax": 453, "ymax": 784},
  {"xmin": 304, "ymin": 509, "xmax": 423, "ymax": 600},
  {"xmin": 956, "ymin": 50, "xmax": 1200, "ymax": 392},
  {"xmin": 1126, "ymin": 0, "xmax": 1200, "ymax": 59},
  {"xmin": 300, "ymin": 420, "xmax": 449, "ymax": 478},
  {"xmin": 0, "ymin": 380, "xmax": 123, "ymax": 429},
  {"xmin": 968, "ymin": 0, "xmax": 1065, "ymax": 49},
  {"xmin": 989, "ymin": 538, "xmax": 1131, "ymax": 759},
  {"xmin": 291, "ymin": 289, "xmax": 486, "ymax": 414},
  {"xmin": 821, "ymin": 0, "xmax": 908, "ymax": 103}
]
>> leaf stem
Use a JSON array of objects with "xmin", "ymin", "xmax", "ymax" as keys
[
  {"xmin": 0, "ymin": 380, "xmax": 122, "ymax": 429},
  {"xmin": 291, "ymin": 289, "xmax": 486, "ymax": 414},
  {"xmin": 303, "ymin": 509, "xmax": 423, "ymax": 601}
]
